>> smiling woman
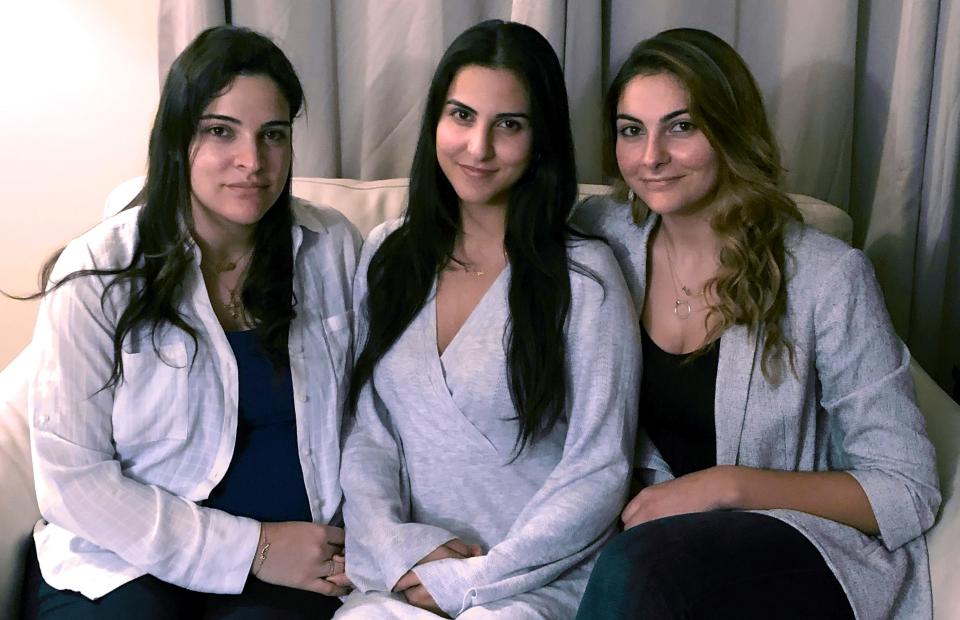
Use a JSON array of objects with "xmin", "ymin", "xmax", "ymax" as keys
[
  {"xmin": 23, "ymin": 26, "xmax": 361, "ymax": 619},
  {"xmin": 337, "ymin": 19, "xmax": 641, "ymax": 620},
  {"xmin": 572, "ymin": 27, "xmax": 939, "ymax": 620},
  {"xmin": 435, "ymin": 65, "xmax": 532, "ymax": 214}
]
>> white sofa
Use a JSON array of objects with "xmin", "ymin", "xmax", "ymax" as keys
[{"xmin": 1, "ymin": 178, "xmax": 957, "ymax": 618}]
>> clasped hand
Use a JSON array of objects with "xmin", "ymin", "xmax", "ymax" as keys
[
  {"xmin": 392, "ymin": 538, "xmax": 484, "ymax": 617},
  {"xmin": 252, "ymin": 521, "xmax": 352, "ymax": 596}
]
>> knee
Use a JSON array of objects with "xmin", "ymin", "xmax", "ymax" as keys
[
  {"xmin": 578, "ymin": 525, "xmax": 677, "ymax": 619},
  {"xmin": 592, "ymin": 525, "xmax": 667, "ymax": 587}
]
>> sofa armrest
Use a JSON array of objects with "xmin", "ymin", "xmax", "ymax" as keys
[
  {"xmin": 912, "ymin": 359, "xmax": 960, "ymax": 619},
  {"xmin": 0, "ymin": 346, "xmax": 40, "ymax": 620}
]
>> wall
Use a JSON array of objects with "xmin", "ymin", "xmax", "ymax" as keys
[{"xmin": 0, "ymin": 1, "xmax": 159, "ymax": 369}]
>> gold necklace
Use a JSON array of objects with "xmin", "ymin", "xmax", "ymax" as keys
[
  {"xmin": 225, "ymin": 284, "xmax": 244, "ymax": 320},
  {"xmin": 451, "ymin": 249, "xmax": 508, "ymax": 277},
  {"xmin": 661, "ymin": 230, "xmax": 706, "ymax": 320},
  {"xmin": 206, "ymin": 246, "xmax": 255, "ymax": 273}
]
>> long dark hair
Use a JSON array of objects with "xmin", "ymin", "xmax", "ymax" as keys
[
  {"xmin": 348, "ymin": 20, "xmax": 583, "ymax": 453},
  {"xmin": 33, "ymin": 26, "xmax": 304, "ymax": 387},
  {"xmin": 606, "ymin": 28, "xmax": 800, "ymax": 383},
  {"xmin": 348, "ymin": 20, "xmax": 578, "ymax": 454}
]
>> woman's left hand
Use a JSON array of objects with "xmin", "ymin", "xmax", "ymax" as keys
[{"xmin": 622, "ymin": 465, "xmax": 738, "ymax": 529}]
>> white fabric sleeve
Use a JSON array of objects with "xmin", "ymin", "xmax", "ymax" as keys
[{"xmin": 29, "ymin": 239, "xmax": 260, "ymax": 594}]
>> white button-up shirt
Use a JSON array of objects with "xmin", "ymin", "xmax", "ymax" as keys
[{"xmin": 29, "ymin": 198, "xmax": 361, "ymax": 599}]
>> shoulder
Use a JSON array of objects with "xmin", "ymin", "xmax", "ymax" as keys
[
  {"xmin": 51, "ymin": 206, "xmax": 141, "ymax": 281},
  {"xmin": 363, "ymin": 218, "xmax": 405, "ymax": 253},
  {"xmin": 570, "ymin": 195, "xmax": 635, "ymax": 238},
  {"xmin": 292, "ymin": 196, "xmax": 362, "ymax": 248},
  {"xmin": 784, "ymin": 224, "xmax": 874, "ymax": 299},
  {"xmin": 567, "ymin": 237, "xmax": 621, "ymax": 283}
]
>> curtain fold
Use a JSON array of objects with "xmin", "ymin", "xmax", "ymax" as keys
[{"xmin": 156, "ymin": 0, "xmax": 959, "ymax": 394}]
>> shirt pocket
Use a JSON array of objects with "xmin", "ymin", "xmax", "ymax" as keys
[
  {"xmin": 322, "ymin": 309, "xmax": 354, "ymax": 386},
  {"xmin": 112, "ymin": 341, "xmax": 190, "ymax": 445}
]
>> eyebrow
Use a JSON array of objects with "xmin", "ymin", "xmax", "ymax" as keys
[
  {"xmin": 199, "ymin": 114, "xmax": 291, "ymax": 128},
  {"xmin": 616, "ymin": 108, "xmax": 689, "ymax": 124},
  {"xmin": 445, "ymin": 98, "xmax": 530, "ymax": 120}
]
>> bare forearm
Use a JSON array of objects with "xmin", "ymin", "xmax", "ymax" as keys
[{"xmin": 721, "ymin": 466, "xmax": 879, "ymax": 535}]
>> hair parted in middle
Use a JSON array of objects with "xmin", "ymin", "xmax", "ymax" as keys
[
  {"xmin": 34, "ymin": 25, "xmax": 305, "ymax": 388},
  {"xmin": 607, "ymin": 27, "xmax": 801, "ymax": 383},
  {"xmin": 348, "ymin": 19, "xmax": 588, "ymax": 452}
]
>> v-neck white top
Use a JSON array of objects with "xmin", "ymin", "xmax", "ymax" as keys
[{"xmin": 341, "ymin": 219, "xmax": 642, "ymax": 618}]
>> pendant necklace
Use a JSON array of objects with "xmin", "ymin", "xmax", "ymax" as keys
[
  {"xmin": 201, "ymin": 245, "xmax": 254, "ymax": 322},
  {"xmin": 225, "ymin": 284, "xmax": 244, "ymax": 321},
  {"xmin": 662, "ymin": 231, "xmax": 705, "ymax": 320},
  {"xmin": 454, "ymin": 249, "xmax": 509, "ymax": 277}
]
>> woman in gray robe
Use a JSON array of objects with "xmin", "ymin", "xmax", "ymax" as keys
[{"xmin": 335, "ymin": 20, "xmax": 641, "ymax": 620}]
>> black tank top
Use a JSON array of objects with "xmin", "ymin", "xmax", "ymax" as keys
[{"xmin": 639, "ymin": 325, "xmax": 719, "ymax": 477}]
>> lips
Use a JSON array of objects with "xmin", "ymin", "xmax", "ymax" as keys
[
  {"xmin": 225, "ymin": 182, "xmax": 270, "ymax": 198},
  {"xmin": 641, "ymin": 176, "xmax": 683, "ymax": 190},
  {"xmin": 458, "ymin": 163, "xmax": 497, "ymax": 177}
]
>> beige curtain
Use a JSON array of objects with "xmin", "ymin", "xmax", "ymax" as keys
[
  {"xmin": 159, "ymin": 0, "xmax": 603, "ymax": 181},
  {"xmin": 158, "ymin": 0, "xmax": 959, "ymax": 396}
]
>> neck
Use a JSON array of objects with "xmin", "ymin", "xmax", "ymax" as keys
[
  {"xmin": 459, "ymin": 201, "xmax": 507, "ymax": 254},
  {"xmin": 191, "ymin": 223, "xmax": 257, "ymax": 269},
  {"xmin": 657, "ymin": 210, "xmax": 719, "ymax": 260}
]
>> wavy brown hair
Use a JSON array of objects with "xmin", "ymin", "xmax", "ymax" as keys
[{"xmin": 606, "ymin": 28, "xmax": 801, "ymax": 384}]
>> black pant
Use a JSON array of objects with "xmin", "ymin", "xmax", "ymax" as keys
[
  {"xmin": 23, "ymin": 545, "xmax": 341, "ymax": 620},
  {"xmin": 576, "ymin": 511, "xmax": 855, "ymax": 620}
]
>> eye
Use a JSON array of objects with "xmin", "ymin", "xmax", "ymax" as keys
[
  {"xmin": 204, "ymin": 124, "xmax": 233, "ymax": 139},
  {"xmin": 497, "ymin": 118, "xmax": 525, "ymax": 132},
  {"xmin": 670, "ymin": 120, "xmax": 696, "ymax": 134},
  {"xmin": 449, "ymin": 107, "xmax": 473, "ymax": 123},
  {"xmin": 617, "ymin": 124, "xmax": 644, "ymax": 139},
  {"xmin": 263, "ymin": 129, "xmax": 290, "ymax": 144}
]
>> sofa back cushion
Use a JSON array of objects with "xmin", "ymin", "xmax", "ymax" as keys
[{"xmin": 291, "ymin": 177, "xmax": 853, "ymax": 243}]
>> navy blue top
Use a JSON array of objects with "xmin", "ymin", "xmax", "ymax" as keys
[
  {"xmin": 205, "ymin": 329, "xmax": 312, "ymax": 522},
  {"xmin": 638, "ymin": 325, "xmax": 719, "ymax": 478}
]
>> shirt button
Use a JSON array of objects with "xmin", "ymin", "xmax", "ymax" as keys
[
  {"xmin": 298, "ymin": 393, "xmax": 309, "ymax": 403},
  {"xmin": 302, "ymin": 447, "xmax": 312, "ymax": 456}
]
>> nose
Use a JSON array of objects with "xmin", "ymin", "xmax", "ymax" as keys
[
  {"xmin": 641, "ymin": 132, "xmax": 669, "ymax": 169},
  {"xmin": 466, "ymin": 125, "xmax": 494, "ymax": 160},
  {"xmin": 234, "ymin": 136, "xmax": 263, "ymax": 171}
]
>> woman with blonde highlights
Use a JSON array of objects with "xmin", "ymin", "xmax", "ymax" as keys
[{"xmin": 573, "ymin": 28, "xmax": 939, "ymax": 619}]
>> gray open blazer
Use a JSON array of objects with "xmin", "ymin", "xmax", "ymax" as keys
[{"xmin": 573, "ymin": 196, "xmax": 941, "ymax": 620}]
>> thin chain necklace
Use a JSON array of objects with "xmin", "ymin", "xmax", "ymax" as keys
[
  {"xmin": 207, "ymin": 245, "xmax": 255, "ymax": 273},
  {"xmin": 201, "ymin": 246, "xmax": 254, "ymax": 322},
  {"xmin": 224, "ymin": 283, "xmax": 245, "ymax": 321},
  {"xmin": 661, "ymin": 229, "xmax": 706, "ymax": 320},
  {"xmin": 452, "ymin": 249, "xmax": 509, "ymax": 277}
]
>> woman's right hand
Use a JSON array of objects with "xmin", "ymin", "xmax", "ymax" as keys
[
  {"xmin": 251, "ymin": 521, "xmax": 350, "ymax": 596},
  {"xmin": 392, "ymin": 538, "xmax": 484, "ymax": 616}
]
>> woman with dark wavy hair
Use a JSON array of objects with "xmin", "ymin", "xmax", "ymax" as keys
[
  {"xmin": 573, "ymin": 27, "xmax": 939, "ymax": 619},
  {"xmin": 25, "ymin": 26, "xmax": 359, "ymax": 618},
  {"xmin": 337, "ymin": 19, "xmax": 640, "ymax": 619}
]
